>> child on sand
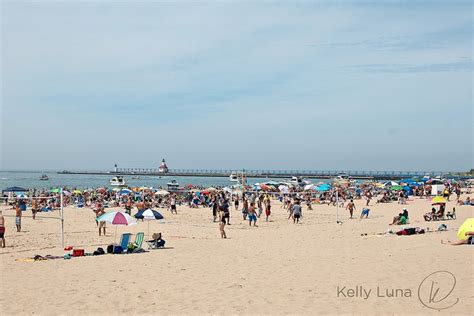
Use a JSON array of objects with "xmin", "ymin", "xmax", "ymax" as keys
[{"xmin": 360, "ymin": 208, "xmax": 370, "ymax": 219}]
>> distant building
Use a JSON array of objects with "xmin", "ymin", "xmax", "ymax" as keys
[
  {"xmin": 159, "ymin": 159, "xmax": 169, "ymax": 173},
  {"xmin": 114, "ymin": 164, "xmax": 118, "ymax": 172}
]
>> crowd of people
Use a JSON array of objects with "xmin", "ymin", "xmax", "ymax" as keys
[{"xmin": 0, "ymin": 178, "xmax": 471, "ymax": 244}]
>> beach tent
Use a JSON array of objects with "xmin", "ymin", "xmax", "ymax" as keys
[
  {"xmin": 2, "ymin": 186, "xmax": 27, "ymax": 194},
  {"xmin": 431, "ymin": 184, "xmax": 445, "ymax": 196}
]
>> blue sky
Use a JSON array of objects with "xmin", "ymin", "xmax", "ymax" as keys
[{"xmin": 1, "ymin": 1, "xmax": 472, "ymax": 172}]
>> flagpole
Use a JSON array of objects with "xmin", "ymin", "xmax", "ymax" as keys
[{"xmin": 60, "ymin": 188, "xmax": 64, "ymax": 248}]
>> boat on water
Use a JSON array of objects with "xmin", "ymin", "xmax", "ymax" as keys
[
  {"xmin": 229, "ymin": 173, "xmax": 239, "ymax": 182},
  {"xmin": 109, "ymin": 176, "xmax": 127, "ymax": 187},
  {"xmin": 289, "ymin": 176, "xmax": 310, "ymax": 186},
  {"xmin": 167, "ymin": 179, "xmax": 180, "ymax": 191},
  {"xmin": 39, "ymin": 174, "xmax": 49, "ymax": 181}
]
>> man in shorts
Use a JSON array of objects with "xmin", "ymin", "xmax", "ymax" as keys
[
  {"xmin": 248, "ymin": 202, "xmax": 257, "ymax": 227},
  {"xmin": 292, "ymin": 200, "xmax": 302, "ymax": 223},
  {"xmin": 15, "ymin": 203, "xmax": 22, "ymax": 232}
]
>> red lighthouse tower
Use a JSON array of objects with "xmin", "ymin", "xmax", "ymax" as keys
[{"xmin": 159, "ymin": 158, "xmax": 169, "ymax": 173}]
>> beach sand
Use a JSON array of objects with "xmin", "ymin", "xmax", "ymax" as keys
[{"xmin": 0, "ymin": 195, "xmax": 473, "ymax": 315}]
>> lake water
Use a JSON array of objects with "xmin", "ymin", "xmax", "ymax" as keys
[{"xmin": 0, "ymin": 171, "xmax": 330, "ymax": 190}]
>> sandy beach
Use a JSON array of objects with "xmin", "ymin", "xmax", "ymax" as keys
[{"xmin": 0, "ymin": 194, "xmax": 472, "ymax": 315}]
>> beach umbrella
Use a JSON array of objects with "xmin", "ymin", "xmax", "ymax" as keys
[
  {"xmin": 391, "ymin": 185, "xmax": 403, "ymax": 191},
  {"xmin": 431, "ymin": 196, "xmax": 447, "ymax": 205},
  {"xmin": 278, "ymin": 185, "xmax": 290, "ymax": 194},
  {"xmin": 50, "ymin": 188, "xmax": 61, "ymax": 193},
  {"xmin": 304, "ymin": 184, "xmax": 315, "ymax": 191},
  {"xmin": 260, "ymin": 184, "xmax": 272, "ymax": 191},
  {"xmin": 73, "ymin": 189, "xmax": 82, "ymax": 194},
  {"xmin": 16, "ymin": 193, "xmax": 28, "ymax": 198},
  {"xmin": 155, "ymin": 190, "xmax": 170, "ymax": 196},
  {"xmin": 384, "ymin": 181, "xmax": 399, "ymax": 187},
  {"xmin": 135, "ymin": 209, "xmax": 164, "ymax": 237},
  {"xmin": 97, "ymin": 211, "xmax": 137, "ymax": 225},
  {"xmin": 119, "ymin": 188, "xmax": 132, "ymax": 195},
  {"xmin": 96, "ymin": 211, "xmax": 137, "ymax": 241},
  {"xmin": 207, "ymin": 187, "xmax": 218, "ymax": 192},
  {"xmin": 63, "ymin": 190, "xmax": 72, "ymax": 196},
  {"xmin": 457, "ymin": 218, "xmax": 474, "ymax": 240}
]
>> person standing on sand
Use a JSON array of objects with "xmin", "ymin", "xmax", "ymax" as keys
[
  {"xmin": 292, "ymin": 200, "xmax": 302, "ymax": 223},
  {"xmin": 32, "ymin": 199, "xmax": 39, "ymax": 220},
  {"xmin": 222, "ymin": 199, "xmax": 231, "ymax": 225},
  {"xmin": 218, "ymin": 203, "xmax": 227, "ymax": 239},
  {"xmin": 15, "ymin": 203, "xmax": 22, "ymax": 232},
  {"xmin": 0, "ymin": 210, "xmax": 5, "ymax": 247},
  {"xmin": 95, "ymin": 203, "xmax": 106, "ymax": 236},
  {"xmin": 346, "ymin": 200, "xmax": 356, "ymax": 219},
  {"xmin": 264, "ymin": 195, "xmax": 271, "ymax": 222},
  {"xmin": 242, "ymin": 198, "xmax": 248, "ymax": 220},
  {"xmin": 248, "ymin": 202, "xmax": 257, "ymax": 227},
  {"xmin": 170, "ymin": 195, "xmax": 177, "ymax": 215},
  {"xmin": 234, "ymin": 194, "xmax": 239, "ymax": 211},
  {"xmin": 365, "ymin": 191, "xmax": 372, "ymax": 206}
]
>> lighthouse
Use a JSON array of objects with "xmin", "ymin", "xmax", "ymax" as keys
[{"xmin": 159, "ymin": 159, "xmax": 169, "ymax": 173}]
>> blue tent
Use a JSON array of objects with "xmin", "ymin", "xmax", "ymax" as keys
[{"xmin": 2, "ymin": 186, "xmax": 27, "ymax": 193}]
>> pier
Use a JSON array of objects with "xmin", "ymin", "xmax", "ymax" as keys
[{"xmin": 57, "ymin": 168, "xmax": 456, "ymax": 180}]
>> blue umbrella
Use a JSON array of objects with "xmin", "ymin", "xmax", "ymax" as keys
[
  {"xmin": 134, "ymin": 209, "xmax": 164, "ymax": 220},
  {"xmin": 134, "ymin": 209, "xmax": 164, "ymax": 237}
]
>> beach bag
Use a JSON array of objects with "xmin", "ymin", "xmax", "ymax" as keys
[
  {"xmin": 93, "ymin": 247, "xmax": 105, "ymax": 256},
  {"xmin": 107, "ymin": 244, "xmax": 114, "ymax": 254},
  {"xmin": 113, "ymin": 246, "xmax": 123, "ymax": 254},
  {"xmin": 72, "ymin": 249, "xmax": 85, "ymax": 257}
]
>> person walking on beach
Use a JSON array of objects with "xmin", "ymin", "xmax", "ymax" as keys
[
  {"xmin": 248, "ymin": 202, "xmax": 257, "ymax": 227},
  {"xmin": 264, "ymin": 195, "xmax": 271, "ymax": 222},
  {"xmin": 218, "ymin": 203, "xmax": 227, "ymax": 239},
  {"xmin": 346, "ymin": 200, "xmax": 356, "ymax": 219},
  {"xmin": 32, "ymin": 199, "xmax": 39, "ymax": 220},
  {"xmin": 222, "ymin": 199, "xmax": 231, "ymax": 225},
  {"xmin": 0, "ymin": 210, "xmax": 5, "ymax": 247},
  {"xmin": 234, "ymin": 194, "xmax": 239, "ymax": 211},
  {"xmin": 242, "ymin": 198, "xmax": 248, "ymax": 220},
  {"xmin": 211, "ymin": 196, "xmax": 218, "ymax": 222},
  {"xmin": 365, "ymin": 191, "xmax": 372, "ymax": 206},
  {"xmin": 15, "ymin": 203, "xmax": 22, "ymax": 232},
  {"xmin": 170, "ymin": 195, "xmax": 177, "ymax": 215},
  {"xmin": 292, "ymin": 200, "xmax": 302, "ymax": 223}
]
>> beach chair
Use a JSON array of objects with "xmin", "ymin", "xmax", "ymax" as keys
[
  {"xmin": 114, "ymin": 233, "xmax": 132, "ymax": 254},
  {"xmin": 130, "ymin": 232, "xmax": 144, "ymax": 252}
]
